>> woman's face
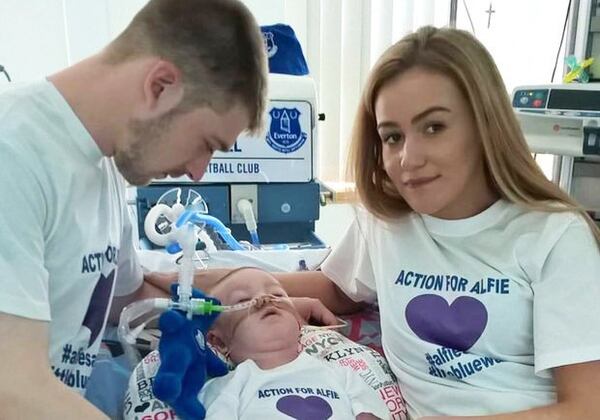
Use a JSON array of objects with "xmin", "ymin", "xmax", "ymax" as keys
[{"xmin": 374, "ymin": 67, "xmax": 497, "ymax": 219}]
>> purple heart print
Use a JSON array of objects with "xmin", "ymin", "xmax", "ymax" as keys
[
  {"xmin": 276, "ymin": 395, "xmax": 333, "ymax": 420},
  {"xmin": 405, "ymin": 294, "xmax": 488, "ymax": 351}
]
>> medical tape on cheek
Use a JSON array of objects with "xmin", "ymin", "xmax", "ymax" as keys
[
  {"xmin": 255, "ymin": 296, "xmax": 347, "ymax": 331},
  {"xmin": 251, "ymin": 296, "xmax": 347, "ymax": 331},
  {"xmin": 223, "ymin": 296, "xmax": 347, "ymax": 330},
  {"xmin": 221, "ymin": 295, "xmax": 295, "ymax": 336},
  {"xmin": 219, "ymin": 300, "xmax": 255, "ymax": 313},
  {"xmin": 220, "ymin": 295, "xmax": 292, "ymax": 313}
]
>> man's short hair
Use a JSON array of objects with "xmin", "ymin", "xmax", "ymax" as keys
[{"xmin": 105, "ymin": 0, "xmax": 267, "ymax": 133}]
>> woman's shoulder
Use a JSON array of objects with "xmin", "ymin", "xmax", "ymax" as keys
[
  {"xmin": 501, "ymin": 200, "xmax": 595, "ymax": 257},
  {"xmin": 504, "ymin": 200, "xmax": 585, "ymax": 230}
]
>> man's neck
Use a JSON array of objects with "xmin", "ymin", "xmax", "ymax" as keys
[{"xmin": 47, "ymin": 53, "xmax": 131, "ymax": 157}]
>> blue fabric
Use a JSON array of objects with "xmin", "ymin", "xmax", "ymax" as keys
[
  {"xmin": 85, "ymin": 352, "xmax": 130, "ymax": 419},
  {"xmin": 152, "ymin": 286, "xmax": 228, "ymax": 420},
  {"xmin": 261, "ymin": 24, "xmax": 309, "ymax": 75}
]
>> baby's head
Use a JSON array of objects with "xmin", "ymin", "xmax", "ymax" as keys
[{"xmin": 206, "ymin": 267, "xmax": 303, "ymax": 365}]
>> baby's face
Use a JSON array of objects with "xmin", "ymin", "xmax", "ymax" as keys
[{"xmin": 209, "ymin": 268, "xmax": 302, "ymax": 362}]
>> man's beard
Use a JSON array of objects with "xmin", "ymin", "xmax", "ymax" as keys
[{"xmin": 114, "ymin": 112, "xmax": 175, "ymax": 186}]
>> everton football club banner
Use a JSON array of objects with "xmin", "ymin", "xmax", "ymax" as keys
[{"xmin": 198, "ymin": 100, "xmax": 314, "ymax": 183}]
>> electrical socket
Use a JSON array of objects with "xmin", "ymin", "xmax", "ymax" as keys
[{"xmin": 230, "ymin": 184, "xmax": 258, "ymax": 224}]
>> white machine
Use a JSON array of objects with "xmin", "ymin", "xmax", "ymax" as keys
[
  {"xmin": 512, "ymin": 83, "xmax": 600, "ymax": 219},
  {"xmin": 135, "ymin": 73, "xmax": 325, "ymax": 249}
]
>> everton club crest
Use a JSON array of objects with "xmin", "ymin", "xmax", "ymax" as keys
[
  {"xmin": 262, "ymin": 31, "xmax": 278, "ymax": 58},
  {"xmin": 266, "ymin": 107, "xmax": 308, "ymax": 154}
]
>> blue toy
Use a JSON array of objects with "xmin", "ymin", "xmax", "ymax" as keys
[{"xmin": 153, "ymin": 286, "xmax": 229, "ymax": 420}]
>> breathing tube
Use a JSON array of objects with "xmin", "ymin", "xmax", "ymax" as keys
[
  {"xmin": 144, "ymin": 189, "xmax": 244, "ymax": 253},
  {"xmin": 118, "ymin": 189, "xmax": 238, "ymax": 364},
  {"xmin": 118, "ymin": 297, "xmax": 256, "ymax": 346}
]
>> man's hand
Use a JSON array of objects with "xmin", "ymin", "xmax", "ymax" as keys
[
  {"xmin": 144, "ymin": 269, "xmax": 230, "ymax": 295},
  {"xmin": 291, "ymin": 297, "xmax": 339, "ymax": 326},
  {"xmin": 143, "ymin": 271, "xmax": 177, "ymax": 291}
]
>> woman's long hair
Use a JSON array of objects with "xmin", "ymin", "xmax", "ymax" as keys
[{"xmin": 348, "ymin": 26, "xmax": 600, "ymax": 245}]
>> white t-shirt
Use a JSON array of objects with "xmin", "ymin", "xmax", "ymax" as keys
[
  {"xmin": 322, "ymin": 200, "xmax": 600, "ymax": 418},
  {"xmin": 200, "ymin": 352, "xmax": 390, "ymax": 419},
  {"xmin": 0, "ymin": 81, "xmax": 143, "ymax": 394}
]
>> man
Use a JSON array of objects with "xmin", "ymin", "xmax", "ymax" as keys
[{"xmin": 0, "ymin": 0, "xmax": 266, "ymax": 417}]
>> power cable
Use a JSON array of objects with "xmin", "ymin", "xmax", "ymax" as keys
[
  {"xmin": 551, "ymin": 0, "xmax": 572, "ymax": 82},
  {"xmin": 0, "ymin": 64, "xmax": 11, "ymax": 82}
]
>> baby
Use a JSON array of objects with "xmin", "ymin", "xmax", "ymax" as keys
[{"xmin": 199, "ymin": 267, "xmax": 389, "ymax": 419}]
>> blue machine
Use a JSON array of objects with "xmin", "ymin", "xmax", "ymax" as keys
[{"xmin": 135, "ymin": 74, "xmax": 326, "ymax": 249}]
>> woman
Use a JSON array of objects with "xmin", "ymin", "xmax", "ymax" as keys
[{"xmin": 278, "ymin": 26, "xmax": 600, "ymax": 419}]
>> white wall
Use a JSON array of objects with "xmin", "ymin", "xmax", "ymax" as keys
[
  {"xmin": 241, "ymin": 0, "xmax": 285, "ymax": 25},
  {"xmin": 62, "ymin": 0, "xmax": 111, "ymax": 64},
  {"xmin": 0, "ymin": 0, "xmax": 286, "ymax": 84},
  {"xmin": 456, "ymin": 0, "xmax": 571, "ymax": 91},
  {"xmin": 455, "ymin": 0, "xmax": 572, "ymax": 180},
  {"xmin": 0, "ymin": 0, "xmax": 68, "ymax": 83}
]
